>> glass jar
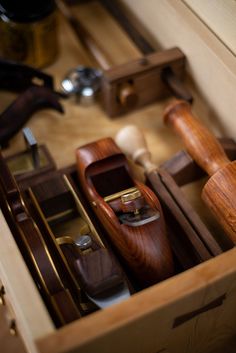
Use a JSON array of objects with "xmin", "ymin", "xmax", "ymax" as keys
[{"xmin": 0, "ymin": 0, "xmax": 59, "ymax": 68}]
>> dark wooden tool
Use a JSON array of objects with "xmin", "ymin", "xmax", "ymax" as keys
[
  {"xmin": 76, "ymin": 138, "xmax": 174, "ymax": 287},
  {"xmin": 101, "ymin": 48, "xmax": 186, "ymax": 117},
  {"xmin": 115, "ymin": 125, "xmax": 222, "ymax": 262},
  {"xmin": 164, "ymin": 100, "xmax": 236, "ymax": 244},
  {"xmin": 0, "ymin": 57, "xmax": 55, "ymax": 93},
  {"xmin": 0, "ymin": 152, "xmax": 81, "ymax": 326},
  {"xmin": 57, "ymin": 0, "xmax": 139, "ymax": 109},
  {"xmin": 29, "ymin": 173, "xmax": 130, "ymax": 308},
  {"xmin": 57, "ymin": 234, "xmax": 130, "ymax": 308},
  {"xmin": 57, "ymin": 0, "xmax": 188, "ymax": 116},
  {"xmin": 0, "ymin": 86, "xmax": 63, "ymax": 146}
]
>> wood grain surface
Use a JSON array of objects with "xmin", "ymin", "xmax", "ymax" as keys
[
  {"xmin": 1, "ymin": 2, "xmax": 235, "ymax": 353},
  {"xmin": 76, "ymin": 138, "xmax": 174, "ymax": 286},
  {"xmin": 164, "ymin": 100, "xmax": 236, "ymax": 244}
]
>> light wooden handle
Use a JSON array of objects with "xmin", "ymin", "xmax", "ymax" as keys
[
  {"xmin": 115, "ymin": 125, "xmax": 157, "ymax": 172},
  {"xmin": 164, "ymin": 100, "xmax": 230, "ymax": 176}
]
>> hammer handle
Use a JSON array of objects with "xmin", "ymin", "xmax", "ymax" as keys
[{"xmin": 164, "ymin": 100, "xmax": 230, "ymax": 176}]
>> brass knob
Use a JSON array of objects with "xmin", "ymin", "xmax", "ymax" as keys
[{"xmin": 121, "ymin": 189, "xmax": 141, "ymax": 204}]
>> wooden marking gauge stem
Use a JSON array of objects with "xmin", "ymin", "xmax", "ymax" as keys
[
  {"xmin": 56, "ymin": 0, "xmax": 137, "ymax": 108},
  {"xmin": 57, "ymin": 0, "xmax": 192, "ymax": 116}
]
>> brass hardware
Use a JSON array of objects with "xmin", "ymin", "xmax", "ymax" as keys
[
  {"xmin": 46, "ymin": 209, "xmax": 75, "ymax": 223},
  {"xmin": 9, "ymin": 320, "xmax": 17, "ymax": 336},
  {"xmin": 56, "ymin": 236, "xmax": 74, "ymax": 246},
  {"xmin": 121, "ymin": 189, "xmax": 141, "ymax": 203},
  {"xmin": 0, "ymin": 285, "xmax": 5, "ymax": 305},
  {"xmin": 63, "ymin": 175, "xmax": 104, "ymax": 247},
  {"xmin": 104, "ymin": 187, "xmax": 138, "ymax": 203}
]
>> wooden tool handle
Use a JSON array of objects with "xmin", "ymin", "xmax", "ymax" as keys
[
  {"xmin": 164, "ymin": 100, "xmax": 230, "ymax": 176},
  {"xmin": 115, "ymin": 125, "xmax": 157, "ymax": 172}
]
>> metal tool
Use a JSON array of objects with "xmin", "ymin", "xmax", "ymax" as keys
[
  {"xmin": 61, "ymin": 66, "xmax": 102, "ymax": 104},
  {"xmin": 119, "ymin": 207, "xmax": 160, "ymax": 227},
  {"xmin": 22, "ymin": 127, "xmax": 40, "ymax": 169},
  {"xmin": 103, "ymin": 186, "xmax": 160, "ymax": 226}
]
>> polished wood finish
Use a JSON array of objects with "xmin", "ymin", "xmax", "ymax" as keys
[
  {"xmin": 1, "ymin": 2, "xmax": 236, "ymax": 353},
  {"xmin": 59, "ymin": 1, "xmax": 187, "ymax": 117},
  {"xmin": 30, "ymin": 176, "xmax": 75, "ymax": 219},
  {"xmin": 103, "ymin": 0, "xmax": 193, "ymax": 104},
  {"xmin": 161, "ymin": 138, "xmax": 236, "ymax": 186},
  {"xmin": 102, "ymin": 47, "xmax": 186, "ymax": 117},
  {"xmin": 29, "ymin": 172, "xmax": 130, "ymax": 309},
  {"xmin": 0, "ymin": 153, "xmax": 81, "ymax": 326},
  {"xmin": 115, "ymin": 125, "xmax": 222, "ymax": 259},
  {"xmin": 76, "ymin": 138, "xmax": 174, "ymax": 287},
  {"xmin": 164, "ymin": 100, "xmax": 236, "ymax": 244},
  {"xmin": 75, "ymin": 245, "xmax": 124, "ymax": 297}
]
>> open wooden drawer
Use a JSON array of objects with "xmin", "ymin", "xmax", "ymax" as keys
[{"xmin": 0, "ymin": 1, "xmax": 236, "ymax": 353}]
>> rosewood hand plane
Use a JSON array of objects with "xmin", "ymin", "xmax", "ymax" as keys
[{"xmin": 76, "ymin": 138, "xmax": 174, "ymax": 287}]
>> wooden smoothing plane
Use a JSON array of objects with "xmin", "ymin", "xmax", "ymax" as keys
[{"xmin": 76, "ymin": 138, "xmax": 174, "ymax": 287}]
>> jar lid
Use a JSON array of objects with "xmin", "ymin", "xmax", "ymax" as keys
[{"xmin": 0, "ymin": 0, "xmax": 56, "ymax": 22}]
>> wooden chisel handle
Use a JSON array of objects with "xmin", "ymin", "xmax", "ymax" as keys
[{"xmin": 164, "ymin": 100, "xmax": 230, "ymax": 176}]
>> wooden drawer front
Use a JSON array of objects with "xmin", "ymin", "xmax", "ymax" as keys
[
  {"xmin": 1, "ymin": 2, "xmax": 236, "ymax": 353},
  {"xmin": 0, "ymin": 281, "xmax": 27, "ymax": 353},
  {"xmin": 36, "ymin": 249, "xmax": 236, "ymax": 353},
  {"xmin": 0, "ymin": 211, "xmax": 54, "ymax": 353}
]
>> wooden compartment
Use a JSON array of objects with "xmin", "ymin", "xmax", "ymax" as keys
[{"xmin": 0, "ymin": 2, "xmax": 236, "ymax": 353}]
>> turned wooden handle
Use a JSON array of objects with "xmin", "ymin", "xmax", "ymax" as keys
[
  {"xmin": 163, "ymin": 100, "xmax": 230, "ymax": 176},
  {"xmin": 115, "ymin": 125, "xmax": 157, "ymax": 172}
]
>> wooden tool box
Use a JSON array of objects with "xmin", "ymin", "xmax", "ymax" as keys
[{"xmin": 0, "ymin": 2, "xmax": 236, "ymax": 353}]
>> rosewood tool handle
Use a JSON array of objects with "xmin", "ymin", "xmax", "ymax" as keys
[
  {"xmin": 164, "ymin": 100, "xmax": 236, "ymax": 244},
  {"xmin": 163, "ymin": 100, "xmax": 230, "ymax": 176},
  {"xmin": 115, "ymin": 125, "xmax": 222, "ymax": 257}
]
